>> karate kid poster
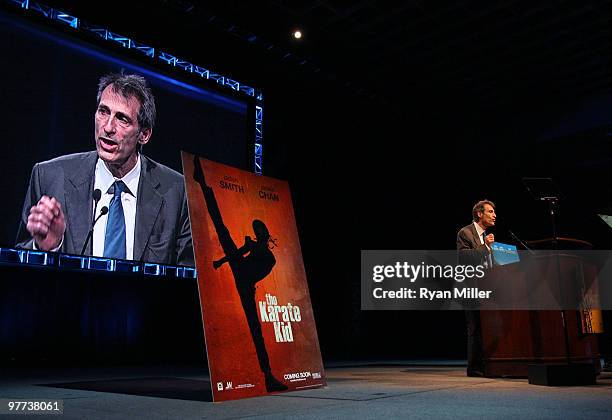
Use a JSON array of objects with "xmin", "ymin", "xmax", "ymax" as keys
[{"xmin": 182, "ymin": 152, "xmax": 326, "ymax": 401}]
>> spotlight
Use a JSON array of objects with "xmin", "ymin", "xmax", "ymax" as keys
[{"xmin": 293, "ymin": 30, "xmax": 302, "ymax": 40}]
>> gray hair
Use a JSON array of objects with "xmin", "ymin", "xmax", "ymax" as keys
[{"xmin": 96, "ymin": 73, "xmax": 156, "ymax": 132}]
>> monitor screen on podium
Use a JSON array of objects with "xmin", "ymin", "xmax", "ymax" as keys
[{"xmin": 492, "ymin": 242, "xmax": 520, "ymax": 266}]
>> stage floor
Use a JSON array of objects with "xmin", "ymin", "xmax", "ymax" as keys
[{"xmin": 1, "ymin": 362, "xmax": 611, "ymax": 419}]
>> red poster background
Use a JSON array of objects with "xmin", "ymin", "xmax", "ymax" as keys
[{"xmin": 182, "ymin": 152, "xmax": 326, "ymax": 401}]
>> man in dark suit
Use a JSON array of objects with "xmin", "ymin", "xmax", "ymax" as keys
[
  {"xmin": 457, "ymin": 200, "xmax": 496, "ymax": 265},
  {"xmin": 16, "ymin": 73, "xmax": 193, "ymax": 266},
  {"xmin": 457, "ymin": 199, "xmax": 496, "ymax": 376}
]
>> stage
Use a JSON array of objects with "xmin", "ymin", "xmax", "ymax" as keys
[{"xmin": 2, "ymin": 361, "xmax": 612, "ymax": 418}]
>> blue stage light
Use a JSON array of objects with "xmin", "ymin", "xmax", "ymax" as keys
[
  {"xmin": 144, "ymin": 263, "xmax": 165, "ymax": 276},
  {"xmin": 24, "ymin": 250, "xmax": 50, "ymax": 265},
  {"xmin": 133, "ymin": 40, "xmax": 155, "ymax": 58},
  {"xmin": 158, "ymin": 51, "xmax": 178, "ymax": 65},
  {"xmin": 209, "ymin": 73, "xmax": 225, "ymax": 85},
  {"xmin": 0, "ymin": 247, "xmax": 197, "ymax": 278},
  {"xmin": 29, "ymin": 2, "xmax": 52, "ymax": 18},
  {"xmin": 107, "ymin": 31, "xmax": 133, "ymax": 48},
  {"xmin": 9, "ymin": 0, "xmax": 28, "ymax": 9},
  {"xmin": 226, "ymin": 79, "xmax": 239, "ymax": 91},
  {"xmin": 176, "ymin": 59, "xmax": 194, "ymax": 72},
  {"xmin": 54, "ymin": 12, "xmax": 78, "ymax": 28},
  {"xmin": 240, "ymin": 86, "xmax": 255, "ymax": 97},
  {"xmin": 194, "ymin": 66, "xmax": 209, "ymax": 78},
  {"xmin": 254, "ymin": 104, "xmax": 263, "ymax": 174}
]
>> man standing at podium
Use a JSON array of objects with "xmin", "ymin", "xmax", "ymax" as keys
[
  {"xmin": 457, "ymin": 200, "xmax": 496, "ymax": 267},
  {"xmin": 16, "ymin": 73, "xmax": 193, "ymax": 266},
  {"xmin": 457, "ymin": 199, "xmax": 496, "ymax": 376}
]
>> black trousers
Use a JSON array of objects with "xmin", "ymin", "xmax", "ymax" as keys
[{"xmin": 465, "ymin": 310, "xmax": 484, "ymax": 373}]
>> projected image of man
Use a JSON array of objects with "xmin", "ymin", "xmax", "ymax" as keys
[{"xmin": 16, "ymin": 73, "xmax": 193, "ymax": 266}]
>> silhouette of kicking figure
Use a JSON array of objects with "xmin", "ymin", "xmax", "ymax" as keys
[{"xmin": 193, "ymin": 156, "xmax": 287, "ymax": 392}]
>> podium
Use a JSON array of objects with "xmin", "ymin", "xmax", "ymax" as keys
[{"xmin": 480, "ymin": 242, "xmax": 601, "ymax": 378}]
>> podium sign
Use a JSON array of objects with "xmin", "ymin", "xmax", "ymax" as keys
[{"xmin": 182, "ymin": 152, "xmax": 326, "ymax": 401}]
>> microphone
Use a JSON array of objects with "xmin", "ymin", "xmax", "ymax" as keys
[
  {"xmin": 508, "ymin": 229, "xmax": 533, "ymax": 253},
  {"xmin": 92, "ymin": 189, "xmax": 102, "ymax": 227},
  {"xmin": 91, "ymin": 189, "xmax": 102, "ymax": 226},
  {"xmin": 80, "ymin": 188, "xmax": 106, "ymax": 255},
  {"xmin": 93, "ymin": 188, "xmax": 102, "ymax": 204}
]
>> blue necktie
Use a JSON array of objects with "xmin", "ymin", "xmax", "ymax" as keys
[
  {"xmin": 104, "ymin": 181, "xmax": 126, "ymax": 259},
  {"xmin": 483, "ymin": 232, "xmax": 493, "ymax": 269}
]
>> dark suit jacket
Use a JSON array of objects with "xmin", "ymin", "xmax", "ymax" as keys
[
  {"xmin": 456, "ymin": 222, "xmax": 491, "ymax": 266},
  {"xmin": 16, "ymin": 151, "xmax": 194, "ymax": 266}
]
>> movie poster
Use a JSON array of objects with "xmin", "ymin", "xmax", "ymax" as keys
[{"xmin": 182, "ymin": 152, "xmax": 326, "ymax": 402}]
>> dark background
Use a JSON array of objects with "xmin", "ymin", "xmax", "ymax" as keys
[{"xmin": 3, "ymin": 0, "xmax": 612, "ymax": 362}]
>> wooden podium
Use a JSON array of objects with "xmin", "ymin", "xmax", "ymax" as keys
[{"xmin": 480, "ymin": 239, "xmax": 601, "ymax": 378}]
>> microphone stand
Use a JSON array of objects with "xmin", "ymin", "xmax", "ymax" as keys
[
  {"xmin": 508, "ymin": 230, "xmax": 534, "ymax": 255},
  {"xmin": 81, "ymin": 189, "xmax": 102, "ymax": 256},
  {"xmin": 80, "ymin": 207, "xmax": 108, "ymax": 256},
  {"xmin": 521, "ymin": 177, "xmax": 596, "ymax": 385}
]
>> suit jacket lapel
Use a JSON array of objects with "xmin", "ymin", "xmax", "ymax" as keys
[
  {"xmin": 134, "ymin": 156, "xmax": 163, "ymax": 261},
  {"xmin": 469, "ymin": 223, "xmax": 484, "ymax": 250},
  {"xmin": 65, "ymin": 152, "xmax": 98, "ymax": 254}
]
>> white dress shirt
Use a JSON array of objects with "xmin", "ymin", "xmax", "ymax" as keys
[
  {"xmin": 92, "ymin": 155, "xmax": 141, "ymax": 260},
  {"xmin": 473, "ymin": 221, "xmax": 493, "ymax": 267},
  {"xmin": 473, "ymin": 222, "xmax": 488, "ymax": 248}
]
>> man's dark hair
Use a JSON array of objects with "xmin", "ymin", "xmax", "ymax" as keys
[
  {"xmin": 472, "ymin": 199, "xmax": 495, "ymax": 222},
  {"xmin": 96, "ymin": 73, "xmax": 156, "ymax": 133}
]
